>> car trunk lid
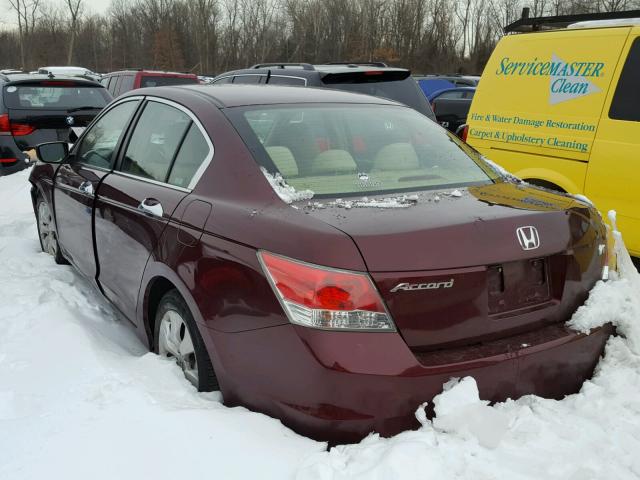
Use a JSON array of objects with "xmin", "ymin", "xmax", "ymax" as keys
[{"xmin": 303, "ymin": 182, "xmax": 605, "ymax": 349}]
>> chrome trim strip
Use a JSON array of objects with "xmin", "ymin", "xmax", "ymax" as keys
[{"xmin": 111, "ymin": 170, "xmax": 191, "ymax": 193}]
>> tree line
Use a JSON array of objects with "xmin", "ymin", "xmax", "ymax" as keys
[{"xmin": 1, "ymin": 0, "xmax": 637, "ymax": 76}]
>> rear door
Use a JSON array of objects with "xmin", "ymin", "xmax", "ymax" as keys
[
  {"xmin": 4, "ymin": 80, "xmax": 111, "ymax": 149},
  {"xmin": 586, "ymin": 31, "xmax": 640, "ymax": 255},
  {"xmin": 53, "ymin": 98, "xmax": 141, "ymax": 278},
  {"xmin": 94, "ymin": 98, "xmax": 212, "ymax": 320}
]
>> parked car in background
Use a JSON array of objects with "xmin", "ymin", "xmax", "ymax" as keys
[
  {"xmin": 211, "ymin": 62, "xmax": 436, "ymax": 120},
  {"xmin": 101, "ymin": 70, "xmax": 199, "ymax": 98},
  {"xmin": 429, "ymin": 86, "xmax": 476, "ymax": 133},
  {"xmin": 37, "ymin": 66, "xmax": 101, "ymax": 81},
  {"xmin": 0, "ymin": 73, "xmax": 111, "ymax": 175},
  {"xmin": 31, "ymin": 84, "xmax": 611, "ymax": 443},
  {"xmin": 416, "ymin": 74, "xmax": 480, "ymax": 98},
  {"xmin": 466, "ymin": 11, "xmax": 640, "ymax": 259}
]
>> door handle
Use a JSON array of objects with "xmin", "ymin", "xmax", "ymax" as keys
[
  {"xmin": 138, "ymin": 198, "xmax": 163, "ymax": 218},
  {"xmin": 79, "ymin": 181, "xmax": 94, "ymax": 195}
]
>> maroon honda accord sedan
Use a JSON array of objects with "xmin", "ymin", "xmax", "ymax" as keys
[{"xmin": 29, "ymin": 85, "xmax": 612, "ymax": 443}]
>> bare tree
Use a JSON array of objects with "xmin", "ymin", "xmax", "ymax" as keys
[
  {"xmin": 7, "ymin": 0, "xmax": 42, "ymax": 69},
  {"xmin": 65, "ymin": 0, "xmax": 83, "ymax": 64}
]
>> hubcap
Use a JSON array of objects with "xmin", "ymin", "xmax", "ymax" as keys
[
  {"xmin": 38, "ymin": 201, "xmax": 58, "ymax": 257},
  {"xmin": 158, "ymin": 310, "xmax": 199, "ymax": 387}
]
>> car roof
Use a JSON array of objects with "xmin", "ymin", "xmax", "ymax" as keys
[
  {"xmin": 218, "ymin": 64, "xmax": 409, "ymax": 78},
  {"xmin": 0, "ymin": 73, "xmax": 103, "ymax": 86},
  {"xmin": 133, "ymin": 84, "xmax": 403, "ymax": 108},
  {"xmin": 107, "ymin": 70, "xmax": 197, "ymax": 77}
]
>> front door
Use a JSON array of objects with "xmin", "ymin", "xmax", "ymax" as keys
[
  {"xmin": 94, "ymin": 99, "xmax": 199, "ymax": 321},
  {"xmin": 54, "ymin": 99, "xmax": 141, "ymax": 278},
  {"xmin": 586, "ymin": 32, "xmax": 640, "ymax": 256}
]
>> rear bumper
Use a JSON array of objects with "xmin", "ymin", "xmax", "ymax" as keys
[{"xmin": 203, "ymin": 322, "xmax": 613, "ymax": 444}]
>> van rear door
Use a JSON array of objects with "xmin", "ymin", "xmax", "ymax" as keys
[
  {"xmin": 467, "ymin": 27, "xmax": 628, "ymax": 164},
  {"xmin": 586, "ymin": 31, "xmax": 640, "ymax": 256}
]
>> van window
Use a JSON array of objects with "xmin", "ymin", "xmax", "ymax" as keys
[
  {"xmin": 609, "ymin": 37, "xmax": 640, "ymax": 122},
  {"xmin": 118, "ymin": 75, "xmax": 135, "ymax": 95}
]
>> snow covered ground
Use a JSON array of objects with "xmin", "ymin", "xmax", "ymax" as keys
[{"xmin": 1, "ymin": 168, "xmax": 640, "ymax": 480}]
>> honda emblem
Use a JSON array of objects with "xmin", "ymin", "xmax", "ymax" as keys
[
  {"xmin": 516, "ymin": 226, "xmax": 540, "ymax": 251},
  {"xmin": 66, "ymin": 116, "xmax": 75, "ymax": 126}
]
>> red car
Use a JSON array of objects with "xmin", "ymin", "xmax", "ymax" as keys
[{"xmin": 30, "ymin": 85, "xmax": 612, "ymax": 443}]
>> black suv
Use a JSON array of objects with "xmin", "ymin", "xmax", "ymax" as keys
[
  {"xmin": 211, "ymin": 63, "xmax": 436, "ymax": 120},
  {"xmin": 0, "ymin": 74, "xmax": 112, "ymax": 175}
]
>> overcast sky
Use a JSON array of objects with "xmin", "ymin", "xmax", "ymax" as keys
[{"xmin": 1, "ymin": 0, "xmax": 112, "ymax": 26}]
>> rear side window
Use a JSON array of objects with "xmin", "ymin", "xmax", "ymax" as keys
[
  {"xmin": 118, "ymin": 75, "xmax": 135, "ymax": 95},
  {"xmin": 267, "ymin": 76, "xmax": 306, "ymax": 86},
  {"xmin": 168, "ymin": 123, "xmax": 210, "ymax": 188},
  {"xmin": 233, "ymin": 75, "xmax": 263, "ymax": 84},
  {"xmin": 212, "ymin": 77, "xmax": 232, "ymax": 85},
  {"xmin": 323, "ymin": 77, "xmax": 436, "ymax": 120},
  {"xmin": 610, "ymin": 38, "xmax": 640, "ymax": 122},
  {"xmin": 75, "ymin": 100, "xmax": 140, "ymax": 169},
  {"xmin": 140, "ymin": 76, "xmax": 198, "ymax": 88},
  {"xmin": 3, "ymin": 84, "xmax": 110, "ymax": 110},
  {"xmin": 120, "ymin": 101, "xmax": 190, "ymax": 182}
]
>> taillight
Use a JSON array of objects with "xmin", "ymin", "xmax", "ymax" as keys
[
  {"xmin": 0, "ymin": 114, "xmax": 9, "ymax": 133},
  {"xmin": 0, "ymin": 114, "xmax": 35, "ymax": 136},
  {"xmin": 259, "ymin": 251, "xmax": 396, "ymax": 331},
  {"xmin": 10, "ymin": 123, "xmax": 35, "ymax": 136},
  {"xmin": 461, "ymin": 124, "xmax": 469, "ymax": 141}
]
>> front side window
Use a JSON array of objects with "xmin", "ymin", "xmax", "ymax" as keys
[
  {"xmin": 120, "ymin": 101, "xmax": 191, "ymax": 182},
  {"xmin": 610, "ymin": 37, "xmax": 640, "ymax": 122},
  {"xmin": 75, "ymin": 100, "xmax": 140, "ymax": 168},
  {"xmin": 227, "ymin": 104, "xmax": 495, "ymax": 198}
]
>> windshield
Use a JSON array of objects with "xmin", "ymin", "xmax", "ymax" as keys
[
  {"xmin": 227, "ymin": 104, "xmax": 496, "ymax": 198},
  {"xmin": 4, "ymin": 84, "xmax": 109, "ymax": 110},
  {"xmin": 323, "ymin": 77, "xmax": 435, "ymax": 120},
  {"xmin": 140, "ymin": 76, "xmax": 198, "ymax": 88}
]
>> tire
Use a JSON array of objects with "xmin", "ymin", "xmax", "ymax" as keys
[
  {"xmin": 154, "ymin": 289, "xmax": 219, "ymax": 391},
  {"xmin": 36, "ymin": 195, "xmax": 67, "ymax": 265}
]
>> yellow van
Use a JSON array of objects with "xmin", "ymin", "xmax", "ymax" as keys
[{"xmin": 467, "ymin": 16, "xmax": 640, "ymax": 257}]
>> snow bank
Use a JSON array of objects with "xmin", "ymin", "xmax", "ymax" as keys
[
  {"xmin": 1, "ymin": 170, "xmax": 640, "ymax": 480},
  {"xmin": 261, "ymin": 167, "xmax": 314, "ymax": 204}
]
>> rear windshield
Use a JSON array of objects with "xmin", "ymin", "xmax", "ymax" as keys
[
  {"xmin": 3, "ymin": 84, "xmax": 110, "ymax": 110},
  {"xmin": 323, "ymin": 77, "xmax": 436, "ymax": 120},
  {"xmin": 227, "ymin": 104, "xmax": 495, "ymax": 198},
  {"xmin": 140, "ymin": 76, "xmax": 198, "ymax": 88}
]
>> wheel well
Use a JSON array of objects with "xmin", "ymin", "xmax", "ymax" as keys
[
  {"xmin": 523, "ymin": 178, "xmax": 567, "ymax": 193},
  {"xmin": 145, "ymin": 277, "xmax": 176, "ymax": 349}
]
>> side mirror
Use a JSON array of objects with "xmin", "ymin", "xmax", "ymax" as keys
[{"xmin": 36, "ymin": 141, "xmax": 69, "ymax": 164}]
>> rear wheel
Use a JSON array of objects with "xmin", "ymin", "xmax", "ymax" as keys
[
  {"xmin": 154, "ymin": 289, "xmax": 219, "ymax": 391},
  {"xmin": 36, "ymin": 196, "xmax": 67, "ymax": 264}
]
